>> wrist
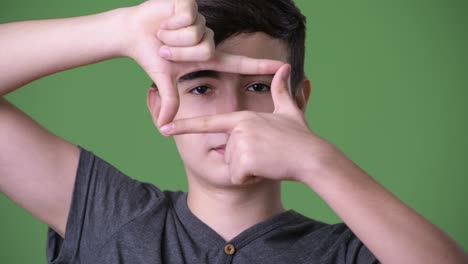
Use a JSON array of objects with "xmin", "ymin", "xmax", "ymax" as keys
[
  {"xmin": 293, "ymin": 137, "xmax": 331, "ymax": 186},
  {"xmin": 299, "ymin": 139, "xmax": 361, "ymax": 192},
  {"xmin": 93, "ymin": 7, "xmax": 134, "ymax": 58}
]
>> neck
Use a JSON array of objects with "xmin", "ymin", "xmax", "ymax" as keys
[{"xmin": 187, "ymin": 178, "xmax": 284, "ymax": 242}]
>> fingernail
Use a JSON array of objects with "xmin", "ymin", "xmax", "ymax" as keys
[
  {"xmin": 159, "ymin": 46, "xmax": 171, "ymax": 59},
  {"xmin": 160, "ymin": 22, "xmax": 168, "ymax": 29},
  {"xmin": 157, "ymin": 30, "xmax": 162, "ymax": 40},
  {"xmin": 160, "ymin": 123, "xmax": 174, "ymax": 134}
]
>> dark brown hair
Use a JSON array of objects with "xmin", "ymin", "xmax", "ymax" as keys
[{"xmin": 197, "ymin": 0, "xmax": 306, "ymax": 95}]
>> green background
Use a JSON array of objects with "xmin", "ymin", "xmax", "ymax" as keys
[{"xmin": 1, "ymin": 0, "xmax": 467, "ymax": 262}]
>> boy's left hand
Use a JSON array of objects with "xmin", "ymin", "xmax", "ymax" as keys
[
  {"xmin": 160, "ymin": 66, "xmax": 468, "ymax": 264},
  {"xmin": 160, "ymin": 64, "xmax": 337, "ymax": 185}
]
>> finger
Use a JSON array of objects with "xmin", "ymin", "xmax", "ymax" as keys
[
  {"xmin": 160, "ymin": 0, "xmax": 198, "ymax": 30},
  {"xmin": 229, "ymin": 153, "xmax": 243, "ymax": 185},
  {"xmin": 149, "ymin": 84, "xmax": 163, "ymax": 134},
  {"xmin": 158, "ymin": 28, "xmax": 214, "ymax": 61},
  {"xmin": 206, "ymin": 52, "xmax": 285, "ymax": 75},
  {"xmin": 229, "ymin": 154, "xmax": 255, "ymax": 185},
  {"xmin": 240, "ymin": 175, "xmax": 258, "ymax": 185},
  {"xmin": 230, "ymin": 168, "xmax": 245, "ymax": 185},
  {"xmin": 271, "ymin": 64, "xmax": 298, "ymax": 113},
  {"xmin": 224, "ymin": 134, "xmax": 236, "ymax": 165},
  {"xmin": 160, "ymin": 111, "xmax": 250, "ymax": 135},
  {"xmin": 151, "ymin": 73, "xmax": 180, "ymax": 127},
  {"xmin": 157, "ymin": 15, "xmax": 206, "ymax": 47}
]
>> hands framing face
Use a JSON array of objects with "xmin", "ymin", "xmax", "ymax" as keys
[
  {"xmin": 126, "ymin": 0, "xmax": 333, "ymax": 184},
  {"xmin": 127, "ymin": 0, "xmax": 284, "ymax": 128},
  {"xmin": 159, "ymin": 65, "xmax": 331, "ymax": 185}
]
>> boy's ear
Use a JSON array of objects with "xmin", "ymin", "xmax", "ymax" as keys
[
  {"xmin": 294, "ymin": 78, "xmax": 311, "ymax": 113},
  {"xmin": 146, "ymin": 86, "xmax": 162, "ymax": 128}
]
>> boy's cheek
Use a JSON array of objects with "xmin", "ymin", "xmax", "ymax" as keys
[
  {"xmin": 173, "ymin": 134, "xmax": 202, "ymax": 158},
  {"xmin": 175, "ymin": 99, "xmax": 218, "ymax": 120}
]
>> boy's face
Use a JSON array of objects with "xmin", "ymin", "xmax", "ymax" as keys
[{"xmin": 153, "ymin": 32, "xmax": 293, "ymax": 188}]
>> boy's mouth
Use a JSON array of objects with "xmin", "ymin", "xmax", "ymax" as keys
[{"xmin": 212, "ymin": 144, "xmax": 226, "ymax": 155}]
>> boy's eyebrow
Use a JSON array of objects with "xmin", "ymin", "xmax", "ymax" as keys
[
  {"xmin": 175, "ymin": 71, "xmax": 276, "ymax": 89},
  {"xmin": 177, "ymin": 70, "xmax": 220, "ymax": 83}
]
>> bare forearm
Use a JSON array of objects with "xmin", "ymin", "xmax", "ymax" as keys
[
  {"xmin": 305, "ymin": 145, "xmax": 467, "ymax": 263},
  {"xmin": 0, "ymin": 7, "xmax": 129, "ymax": 96}
]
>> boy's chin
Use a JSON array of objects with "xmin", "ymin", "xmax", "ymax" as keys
[
  {"xmin": 187, "ymin": 152, "xmax": 265, "ymax": 189},
  {"xmin": 195, "ymin": 165, "xmax": 266, "ymax": 189}
]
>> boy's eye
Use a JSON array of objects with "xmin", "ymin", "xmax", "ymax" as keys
[
  {"xmin": 247, "ymin": 83, "xmax": 270, "ymax": 93},
  {"xmin": 188, "ymin": 83, "xmax": 270, "ymax": 95},
  {"xmin": 189, "ymin": 85, "xmax": 211, "ymax": 95}
]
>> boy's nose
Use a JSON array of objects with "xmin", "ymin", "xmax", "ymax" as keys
[{"xmin": 216, "ymin": 91, "xmax": 247, "ymax": 114}]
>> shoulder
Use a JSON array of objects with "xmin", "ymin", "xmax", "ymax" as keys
[
  {"xmin": 273, "ymin": 211, "xmax": 379, "ymax": 263},
  {"xmin": 74, "ymin": 146, "xmax": 181, "ymax": 224},
  {"xmin": 47, "ymin": 146, "xmax": 185, "ymax": 263}
]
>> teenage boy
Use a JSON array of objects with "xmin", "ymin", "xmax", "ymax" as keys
[{"xmin": 0, "ymin": 0, "xmax": 466, "ymax": 263}]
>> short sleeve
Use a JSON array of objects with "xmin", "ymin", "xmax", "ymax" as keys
[
  {"xmin": 295, "ymin": 218, "xmax": 380, "ymax": 264},
  {"xmin": 46, "ymin": 146, "xmax": 164, "ymax": 263},
  {"xmin": 345, "ymin": 234, "xmax": 380, "ymax": 264}
]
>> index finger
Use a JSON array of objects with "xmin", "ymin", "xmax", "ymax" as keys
[
  {"xmin": 218, "ymin": 52, "xmax": 285, "ymax": 74},
  {"xmin": 190, "ymin": 52, "xmax": 285, "ymax": 76},
  {"xmin": 160, "ymin": 111, "xmax": 249, "ymax": 135}
]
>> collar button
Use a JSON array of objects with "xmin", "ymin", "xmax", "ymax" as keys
[{"xmin": 224, "ymin": 244, "xmax": 236, "ymax": 255}]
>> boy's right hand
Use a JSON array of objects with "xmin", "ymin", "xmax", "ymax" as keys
[
  {"xmin": 0, "ymin": 0, "xmax": 283, "ymax": 240},
  {"xmin": 124, "ymin": 0, "xmax": 210, "ymax": 128},
  {"xmin": 121, "ymin": 0, "xmax": 284, "ymax": 128}
]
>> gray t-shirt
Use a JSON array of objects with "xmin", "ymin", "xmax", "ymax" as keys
[{"xmin": 46, "ymin": 146, "xmax": 379, "ymax": 264}]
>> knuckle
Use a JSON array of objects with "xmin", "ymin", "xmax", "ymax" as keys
[
  {"xmin": 205, "ymin": 28, "xmax": 214, "ymax": 37},
  {"xmin": 157, "ymin": 29, "xmax": 167, "ymax": 40},
  {"xmin": 231, "ymin": 125, "xmax": 244, "ymax": 136},
  {"xmin": 179, "ymin": 13, "xmax": 194, "ymax": 27},
  {"xmin": 191, "ymin": 0, "xmax": 198, "ymax": 11},
  {"xmin": 254, "ymin": 60, "xmax": 261, "ymax": 73},
  {"xmin": 198, "ymin": 14, "xmax": 206, "ymax": 26},
  {"xmin": 170, "ymin": 50, "xmax": 184, "ymax": 61},
  {"xmin": 243, "ymin": 119, "xmax": 257, "ymax": 130},
  {"xmin": 187, "ymin": 8, "xmax": 197, "ymax": 24},
  {"xmin": 186, "ymin": 29, "xmax": 199, "ymax": 44},
  {"xmin": 257, "ymin": 61, "xmax": 267, "ymax": 73},
  {"xmin": 243, "ymin": 111, "xmax": 260, "ymax": 121},
  {"xmin": 236, "ymin": 121, "xmax": 252, "ymax": 134},
  {"xmin": 198, "ymin": 43, "xmax": 214, "ymax": 61},
  {"xmin": 195, "ymin": 27, "xmax": 206, "ymax": 42},
  {"xmin": 195, "ymin": 25, "xmax": 205, "ymax": 40}
]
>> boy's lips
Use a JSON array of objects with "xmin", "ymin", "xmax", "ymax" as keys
[{"xmin": 212, "ymin": 144, "xmax": 226, "ymax": 155}]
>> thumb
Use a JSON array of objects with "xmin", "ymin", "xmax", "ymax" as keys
[
  {"xmin": 271, "ymin": 64, "xmax": 297, "ymax": 113},
  {"xmin": 151, "ymin": 73, "xmax": 180, "ymax": 127}
]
